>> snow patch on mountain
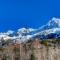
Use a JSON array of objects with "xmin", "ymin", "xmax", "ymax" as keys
[
  {"xmin": 0, "ymin": 17, "xmax": 60, "ymax": 43},
  {"xmin": 36, "ymin": 28, "xmax": 60, "ymax": 36},
  {"xmin": 17, "ymin": 28, "xmax": 36, "ymax": 34},
  {"xmin": 47, "ymin": 17, "xmax": 60, "ymax": 27}
]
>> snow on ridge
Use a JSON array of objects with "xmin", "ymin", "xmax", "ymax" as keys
[
  {"xmin": 39, "ymin": 28, "xmax": 60, "ymax": 35},
  {"xmin": 0, "ymin": 17, "xmax": 60, "ymax": 42},
  {"xmin": 30, "ymin": 17, "xmax": 60, "ymax": 37},
  {"xmin": 17, "ymin": 28, "xmax": 37, "ymax": 34},
  {"xmin": 47, "ymin": 17, "xmax": 60, "ymax": 27},
  {"xmin": 7, "ymin": 30, "xmax": 14, "ymax": 35},
  {"xmin": 0, "ymin": 28, "xmax": 36, "ymax": 42}
]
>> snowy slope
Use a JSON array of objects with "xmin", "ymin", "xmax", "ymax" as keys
[
  {"xmin": 34, "ymin": 17, "xmax": 60, "ymax": 39},
  {"xmin": 0, "ymin": 17, "xmax": 60, "ymax": 44}
]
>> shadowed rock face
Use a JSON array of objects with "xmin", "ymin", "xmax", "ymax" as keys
[{"xmin": 0, "ymin": 39, "xmax": 60, "ymax": 60}]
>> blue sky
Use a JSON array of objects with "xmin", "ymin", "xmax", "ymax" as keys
[{"xmin": 0, "ymin": 0, "xmax": 60, "ymax": 32}]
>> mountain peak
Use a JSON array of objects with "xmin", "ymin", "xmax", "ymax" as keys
[
  {"xmin": 0, "ymin": 17, "xmax": 60, "ymax": 43},
  {"xmin": 47, "ymin": 17, "xmax": 60, "ymax": 27}
]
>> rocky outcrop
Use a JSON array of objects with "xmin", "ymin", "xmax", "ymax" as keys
[{"xmin": 0, "ymin": 39, "xmax": 60, "ymax": 60}]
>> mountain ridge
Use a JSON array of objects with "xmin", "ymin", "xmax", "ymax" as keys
[{"xmin": 0, "ymin": 17, "xmax": 60, "ymax": 43}]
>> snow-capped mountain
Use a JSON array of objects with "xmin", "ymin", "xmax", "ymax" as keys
[
  {"xmin": 0, "ymin": 17, "xmax": 60, "ymax": 44},
  {"xmin": 34, "ymin": 17, "xmax": 60, "ymax": 39},
  {"xmin": 41, "ymin": 17, "xmax": 60, "ymax": 30},
  {"xmin": 0, "ymin": 28, "xmax": 37, "ymax": 44}
]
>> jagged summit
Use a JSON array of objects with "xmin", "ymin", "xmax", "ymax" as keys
[
  {"xmin": 39, "ymin": 17, "xmax": 60, "ymax": 31},
  {"xmin": 47, "ymin": 17, "xmax": 60, "ymax": 28},
  {"xmin": 35, "ymin": 17, "xmax": 60, "ymax": 39}
]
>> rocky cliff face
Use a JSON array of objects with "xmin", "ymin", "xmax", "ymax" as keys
[
  {"xmin": 0, "ymin": 39, "xmax": 60, "ymax": 60},
  {"xmin": 19, "ymin": 39, "xmax": 60, "ymax": 60}
]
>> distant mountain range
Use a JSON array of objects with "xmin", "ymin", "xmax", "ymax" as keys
[{"xmin": 0, "ymin": 17, "xmax": 60, "ymax": 43}]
